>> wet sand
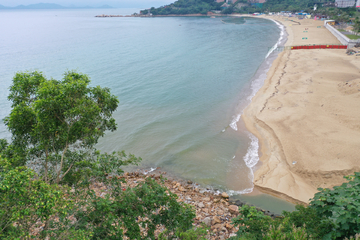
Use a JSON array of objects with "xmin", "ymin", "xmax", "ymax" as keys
[{"xmin": 243, "ymin": 16, "xmax": 360, "ymax": 204}]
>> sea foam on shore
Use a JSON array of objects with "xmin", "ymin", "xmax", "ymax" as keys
[{"xmin": 229, "ymin": 18, "xmax": 287, "ymax": 195}]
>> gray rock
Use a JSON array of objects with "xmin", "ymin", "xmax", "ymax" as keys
[{"xmin": 202, "ymin": 217, "xmax": 211, "ymax": 227}]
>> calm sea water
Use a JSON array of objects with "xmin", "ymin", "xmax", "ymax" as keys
[{"xmin": 0, "ymin": 9, "xmax": 294, "ymax": 213}]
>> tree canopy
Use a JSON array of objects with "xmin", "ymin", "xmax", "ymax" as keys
[
  {"xmin": 4, "ymin": 71, "xmax": 118, "ymax": 184},
  {"xmin": 0, "ymin": 70, "xmax": 197, "ymax": 239},
  {"xmin": 143, "ymin": 0, "xmax": 223, "ymax": 15}
]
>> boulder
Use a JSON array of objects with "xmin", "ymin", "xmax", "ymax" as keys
[
  {"xmin": 221, "ymin": 192, "xmax": 229, "ymax": 198},
  {"xmin": 228, "ymin": 205, "xmax": 239, "ymax": 214},
  {"xmin": 212, "ymin": 216, "xmax": 221, "ymax": 224},
  {"xmin": 202, "ymin": 217, "xmax": 211, "ymax": 227},
  {"xmin": 225, "ymin": 223, "xmax": 233, "ymax": 229},
  {"xmin": 203, "ymin": 197, "xmax": 211, "ymax": 202}
]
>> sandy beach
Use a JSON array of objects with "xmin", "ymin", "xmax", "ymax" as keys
[{"xmin": 243, "ymin": 16, "xmax": 360, "ymax": 204}]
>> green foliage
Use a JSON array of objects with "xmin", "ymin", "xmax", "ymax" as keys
[
  {"xmin": 0, "ymin": 157, "xmax": 68, "ymax": 239},
  {"xmin": 4, "ymin": 70, "xmax": 119, "ymax": 184},
  {"xmin": 263, "ymin": 0, "xmax": 312, "ymax": 12},
  {"xmin": 264, "ymin": 224, "xmax": 309, "ymax": 240},
  {"xmin": 310, "ymin": 172, "xmax": 360, "ymax": 238},
  {"xmin": 222, "ymin": 6, "xmax": 235, "ymax": 14},
  {"xmin": 282, "ymin": 205, "xmax": 334, "ymax": 239},
  {"xmin": 59, "ymin": 150, "xmax": 141, "ymax": 187},
  {"xmin": 1, "ymin": 70, "xmax": 196, "ymax": 239},
  {"xmin": 1, "ymin": 155, "xmax": 195, "ymax": 239},
  {"xmin": 231, "ymin": 205, "xmax": 273, "ymax": 239},
  {"xmin": 232, "ymin": 173, "xmax": 360, "ymax": 239},
  {"xmin": 50, "ymin": 177, "xmax": 195, "ymax": 240},
  {"xmin": 354, "ymin": 17, "xmax": 360, "ymax": 33},
  {"xmin": 230, "ymin": 205, "xmax": 330, "ymax": 239},
  {"xmin": 148, "ymin": 0, "xmax": 222, "ymax": 15},
  {"xmin": 158, "ymin": 224, "xmax": 209, "ymax": 239}
]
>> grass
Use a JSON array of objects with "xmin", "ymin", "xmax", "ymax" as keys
[
  {"xmin": 347, "ymin": 34, "xmax": 360, "ymax": 40},
  {"xmin": 338, "ymin": 29, "xmax": 346, "ymax": 32}
]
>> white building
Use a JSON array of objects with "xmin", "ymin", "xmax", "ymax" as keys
[
  {"xmin": 356, "ymin": 0, "xmax": 360, "ymax": 7},
  {"xmin": 335, "ymin": 0, "xmax": 355, "ymax": 8}
]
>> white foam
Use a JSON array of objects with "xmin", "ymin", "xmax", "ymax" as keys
[
  {"xmin": 143, "ymin": 167, "xmax": 156, "ymax": 175},
  {"xmin": 265, "ymin": 19, "xmax": 285, "ymax": 59},
  {"xmin": 228, "ymin": 19, "xmax": 285, "ymax": 195},
  {"xmin": 229, "ymin": 20, "xmax": 285, "ymax": 132},
  {"xmin": 228, "ymin": 187, "xmax": 253, "ymax": 195},
  {"xmin": 243, "ymin": 133, "xmax": 259, "ymax": 168}
]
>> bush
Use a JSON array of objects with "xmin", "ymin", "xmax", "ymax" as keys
[
  {"xmin": 310, "ymin": 172, "xmax": 360, "ymax": 238},
  {"xmin": 231, "ymin": 172, "xmax": 360, "ymax": 239}
]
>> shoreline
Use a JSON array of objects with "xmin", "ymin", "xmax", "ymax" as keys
[
  {"xmin": 226, "ymin": 16, "xmax": 288, "ymax": 197},
  {"xmin": 242, "ymin": 16, "xmax": 360, "ymax": 204}
]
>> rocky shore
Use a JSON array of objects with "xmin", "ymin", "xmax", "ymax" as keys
[{"xmin": 90, "ymin": 168, "xmax": 281, "ymax": 239}]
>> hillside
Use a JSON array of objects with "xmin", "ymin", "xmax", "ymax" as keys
[
  {"xmin": 263, "ymin": 0, "xmax": 335, "ymax": 12},
  {"xmin": 143, "ymin": 0, "xmax": 223, "ymax": 15},
  {"xmin": 143, "ymin": 0, "xmax": 336, "ymax": 15}
]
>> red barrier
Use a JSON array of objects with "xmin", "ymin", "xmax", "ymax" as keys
[{"xmin": 290, "ymin": 45, "xmax": 347, "ymax": 50}]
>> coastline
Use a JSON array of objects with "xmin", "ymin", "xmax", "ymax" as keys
[{"xmin": 242, "ymin": 16, "xmax": 360, "ymax": 204}]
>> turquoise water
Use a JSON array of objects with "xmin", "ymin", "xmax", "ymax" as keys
[{"xmin": 0, "ymin": 9, "xmax": 294, "ymax": 212}]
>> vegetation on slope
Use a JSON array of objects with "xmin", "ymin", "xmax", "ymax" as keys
[
  {"xmin": 0, "ymin": 71, "xmax": 197, "ymax": 239},
  {"xmin": 141, "ymin": 0, "xmax": 223, "ymax": 15},
  {"xmin": 230, "ymin": 173, "xmax": 360, "ymax": 239}
]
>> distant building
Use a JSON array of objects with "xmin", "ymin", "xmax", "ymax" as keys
[
  {"xmin": 221, "ymin": 2, "xmax": 230, "ymax": 8},
  {"xmin": 215, "ymin": 0, "xmax": 239, "ymax": 3},
  {"xmin": 335, "ymin": 0, "xmax": 355, "ymax": 8},
  {"xmin": 248, "ymin": 0, "xmax": 267, "ymax": 3},
  {"xmin": 357, "ymin": 0, "xmax": 360, "ymax": 7}
]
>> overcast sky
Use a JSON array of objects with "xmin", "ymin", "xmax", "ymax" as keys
[{"xmin": 0, "ymin": 0, "xmax": 174, "ymax": 8}]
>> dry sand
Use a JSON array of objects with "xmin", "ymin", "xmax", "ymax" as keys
[{"xmin": 243, "ymin": 16, "xmax": 360, "ymax": 204}]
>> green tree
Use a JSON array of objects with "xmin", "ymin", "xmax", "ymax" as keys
[
  {"xmin": 1, "ymin": 70, "xmax": 197, "ymax": 239},
  {"xmin": 70, "ymin": 177, "xmax": 195, "ymax": 240},
  {"xmin": 231, "ymin": 172, "xmax": 360, "ymax": 239},
  {"xmin": 310, "ymin": 172, "xmax": 360, "ymax": 238},
  {"xmin": 0, "ymin": 157, "xmax": 69, "ymax": 239},
  {"xmin": 4, "ymin": 71, "xmax": 119, "ymax": 184},
  {"xmin": 353, "ymin": 17, "xmax": 360, "ymax": 33}
]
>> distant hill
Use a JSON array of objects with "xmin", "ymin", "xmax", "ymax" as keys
[
  {"xmin": 143, "ymin": 0, "xmax": 223, "ymax": 15},
  {"xmin": 142, "ymin": 0, "xmax": 338, "ymax": 15},
  {"xmin": 15, "ymin": 3, "xmax": 67, "ymax": 9},
  {"xmin": 0, "ymin": 3, "xmax": 114, "ymax": 9},
  {"xmin": 98, "ymin": 5, "xmax": 114, "ymax": 9},
  {"xmin": 0, "ymin": 4, "xmax": 10, "ymax": 9}
]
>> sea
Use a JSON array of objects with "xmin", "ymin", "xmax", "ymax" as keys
[{"xmin": 0, "ymin": 8, "xmax": 294, "ymax": 213}]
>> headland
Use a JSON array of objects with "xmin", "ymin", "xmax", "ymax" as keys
[{"xmin": 242, "ymin": 16, "xmax": 360, "ymax": 204}]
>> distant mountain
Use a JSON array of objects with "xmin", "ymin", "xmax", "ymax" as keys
[
  {"xmin": 15, "ymin": 3, "xmax": 67, "ymax": 9},
  {"xmin": 0, "ymin": 4, "xmax": 10, "ymax": 9},
  {"xmin": 98, "ymin": 4, "xmax": 114, "ymax": 9},
  {"xmin": 0, "ymin": 3, "xmax": 114, "ymax": 9}
]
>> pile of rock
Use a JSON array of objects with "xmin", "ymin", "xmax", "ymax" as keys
[{"xmin": 91, "ymin": 169, "xmax": 241, "ymax": 239}]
